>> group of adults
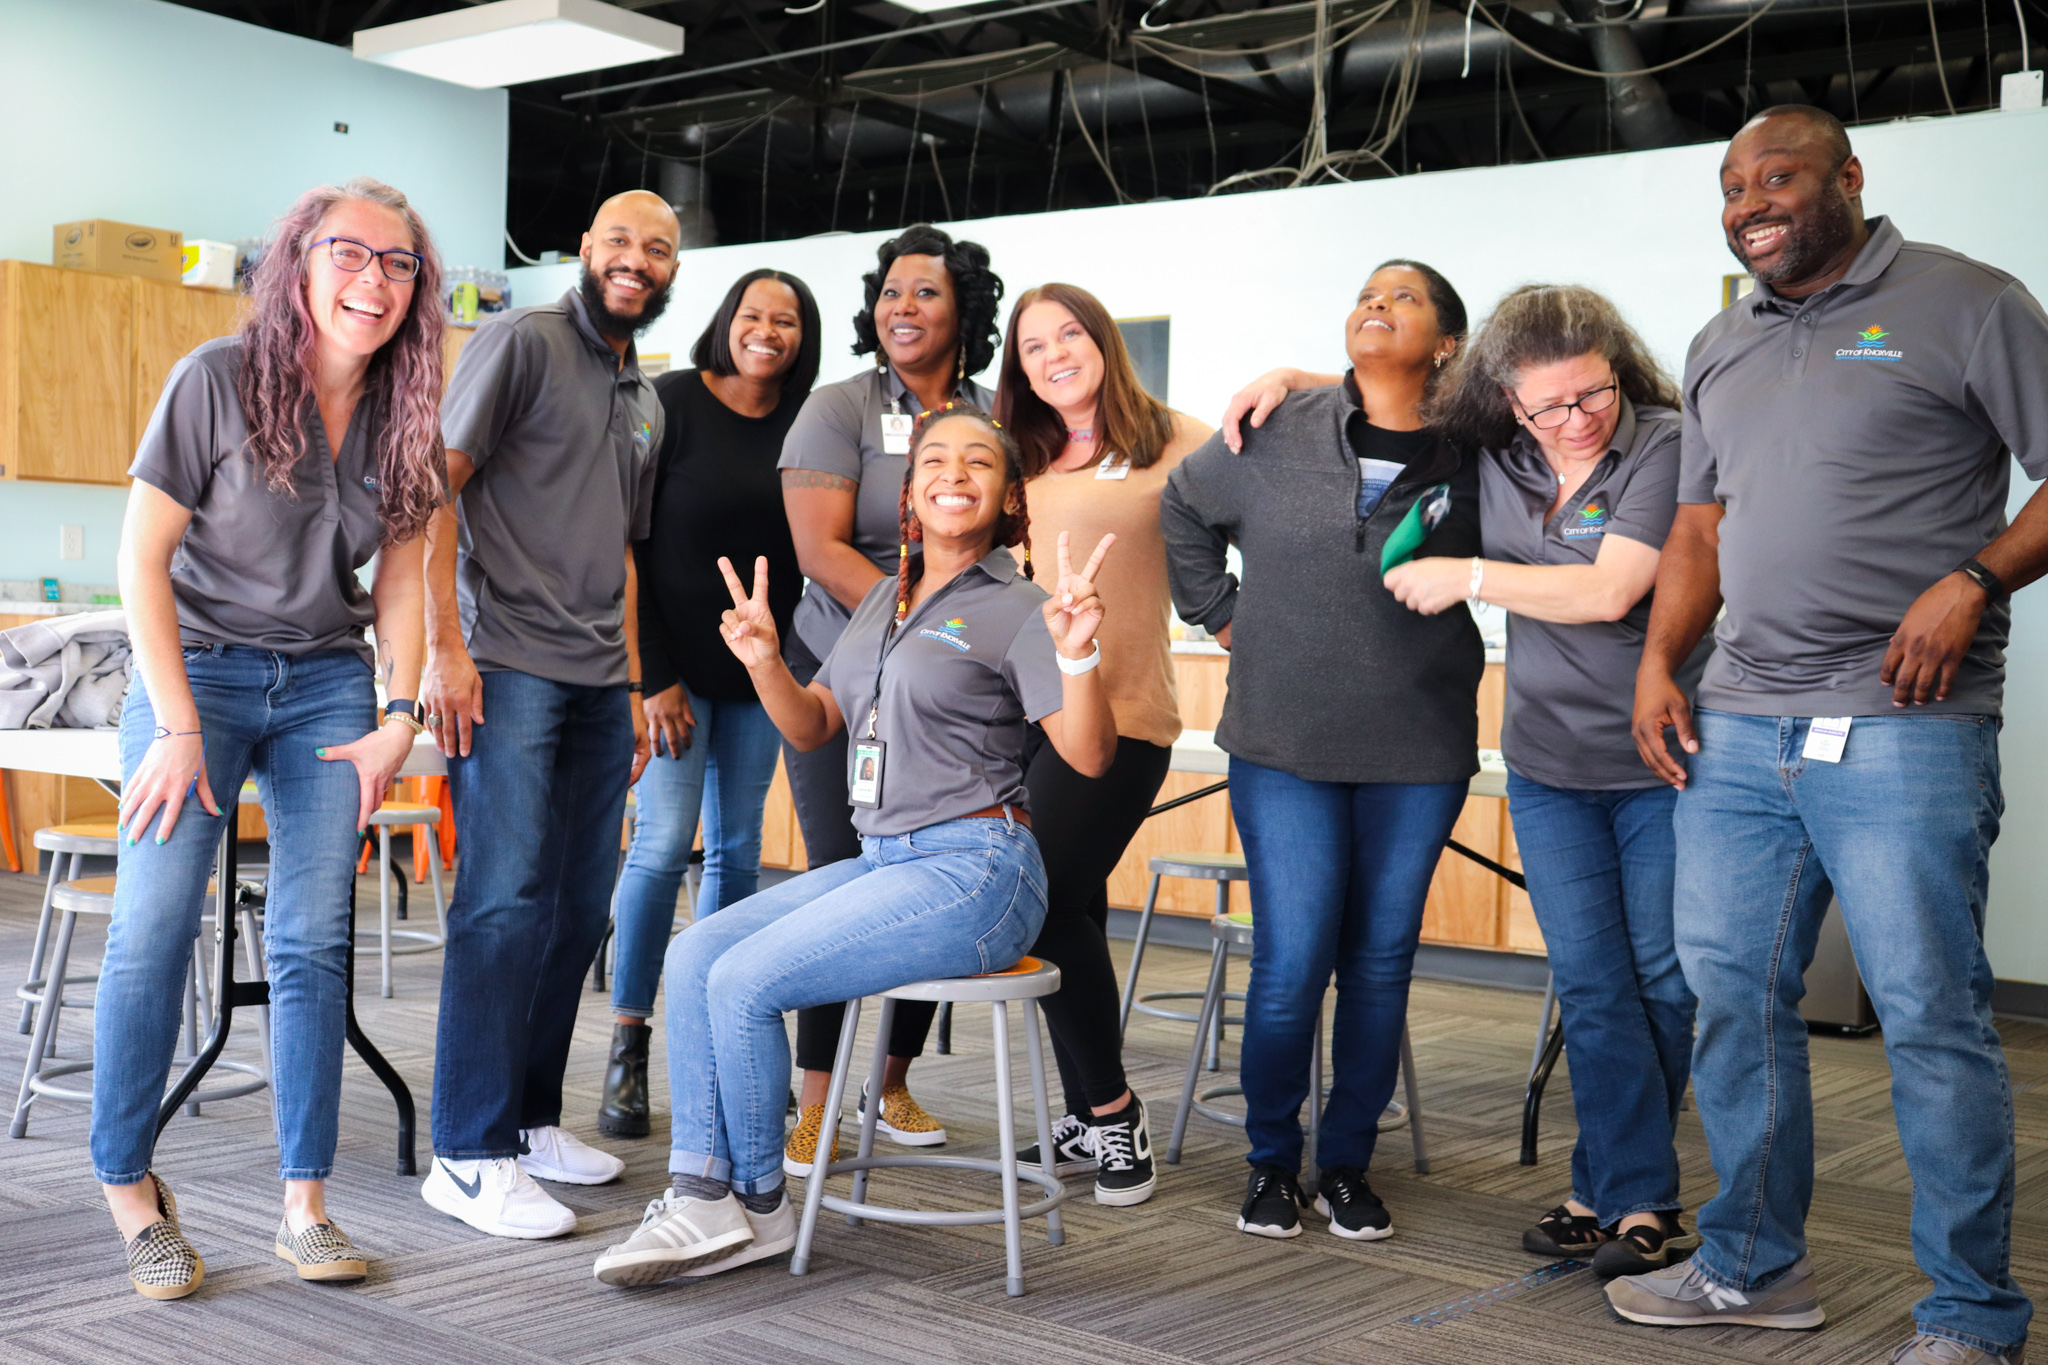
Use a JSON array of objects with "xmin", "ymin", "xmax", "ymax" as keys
[{"xmin": 83, "ymin": 98, "xmax": 2046, "ymax": 1365}]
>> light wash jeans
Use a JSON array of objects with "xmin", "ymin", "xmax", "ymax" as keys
[
  {"xmin": 611, "ymin": 688, "xmax": 782, "ymax": 1019},
  {"xmin": 1507, "ymin": 773, "xmax": 1693, "ymax": 1226},
  {"xmin": 664, "ymin": 816, "xmax": 1047, "ymax": 1194},
  {"xmin": 1675, "ymin": 708, "xmax": 2025, "ymax": 1356},
  {"xmin": 93, "ymin": 645, "xmax": 372, "ymax": 1185}
]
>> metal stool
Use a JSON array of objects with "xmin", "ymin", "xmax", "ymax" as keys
[
  {"xmin": 1164, "ymin": 912, "xmax": 1429, "ymax": 1188},
  {"xmin": 793, "ymin": 957, "xmax": 1067, "ymax": 1298},
  {"xmin": 18, "ymin": 821, "xmax": 118, "ymax": 1036},
  {"xmin": 1118, "ymin": 853, "xmax": 1248, "ymax": 1063},
  {"xmin": 11, "ymin": 875, "xmax": 269, "ymax": 1138},
  {"xmin": 358, "ymin": 801, "xmax": 447, "ymax": 998}
]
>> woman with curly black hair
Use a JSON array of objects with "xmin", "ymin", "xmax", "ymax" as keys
[{"xmin": 773, "ymin": 223, "xmax": 1005, "ymax": 1172}]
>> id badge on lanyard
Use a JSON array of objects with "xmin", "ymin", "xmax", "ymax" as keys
[
  {"xmin": 849, "ymin": 614, "xmax": 899, "ymax": 809},
  {"xmin": 880, "ymin": 410, "xmax": 914, "ymax": 455}
]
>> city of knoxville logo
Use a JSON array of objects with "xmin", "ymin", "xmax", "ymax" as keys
[
  {"xmin": 633, "ymin": 420, "xmax": 653, "ymax": 448},
  {"xmin": 920, "ymin": 616, "xmax": 971, "ymax": 652},
  {"xmin": 1837, "ymin": 324, "xmax": 1903, "ymax": 362},
  {"xmin": 1563, "ymin": 502, "xmax": 1607, "ymax": 539}
]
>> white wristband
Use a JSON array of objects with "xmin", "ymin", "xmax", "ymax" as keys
[
  {"xmin": 1056, "ymin": 640, "xmax": 1103, "ymax": 675},
  {"xmin": 1467, "ymin": 557, "xmax": 1486, "ymax": 609}
]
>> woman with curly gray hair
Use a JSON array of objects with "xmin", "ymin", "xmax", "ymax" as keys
[{"xmin": 1223, "ymin": 283, "xmax": 1708, "ymax": 1274}]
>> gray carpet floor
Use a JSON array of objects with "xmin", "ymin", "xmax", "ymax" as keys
[{"xmin": 1, "ymin": 853, "xmax": 2043, "ymax": 1365}]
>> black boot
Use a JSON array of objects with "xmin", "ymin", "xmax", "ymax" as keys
[{"xmin": 598, "ymin": 1023, "xmax": 652, "ymax": 1138}]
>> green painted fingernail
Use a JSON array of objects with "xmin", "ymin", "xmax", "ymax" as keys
[
  {"xmin": 315, "ymin": 747, "xmax": 327, "ymax": 757},
  {"xmin": 155, "ymin": 835, "xmax": 164, "ymax": 845}
]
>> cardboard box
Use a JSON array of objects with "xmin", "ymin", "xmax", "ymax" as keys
[
  {"xmin": 181, "ymin": 239, "xmax": 237, "ymax": 290},
  {"xmin": 53, "ymin": 219, "xmax": 183, "ymax": 282}
]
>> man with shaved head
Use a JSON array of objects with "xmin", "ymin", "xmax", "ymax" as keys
[
  {"xmin": 1616, "ymin": 107, "xmax": 2048, "ymax": 1361},
  {"xmin": 418, "ymin": 190, "xmax": 683, "ymax": 1239}
]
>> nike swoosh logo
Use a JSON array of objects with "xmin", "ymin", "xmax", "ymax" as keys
[{"xmin": 440, "ymin": 1159, "xmax": 483, "ymax": 1200}]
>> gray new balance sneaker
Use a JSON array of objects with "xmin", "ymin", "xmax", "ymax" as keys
[
  {"xmin": 592, "ymin": 1191, "xmax": 754, "ymax": 1287},
  {"xmin": 1888, "ymin": 1333, "xmax": 2026, "ymax": 1365},
  {"xmin": 1605, "ymin": 1254, "xmax": 1825, "ymax": 1329}
]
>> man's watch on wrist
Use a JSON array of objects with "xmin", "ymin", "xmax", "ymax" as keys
[
  {"xmin": 383, "ymin": 699, "xmax": 428, "ymax": 736},
  {"xmin": 1956, "ymin": 558, "xmax": 2007, "ymax": 604}
]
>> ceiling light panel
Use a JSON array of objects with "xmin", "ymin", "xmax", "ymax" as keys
[{"xmin": 354, "ymin": 0, "xmax": 684, "ymax": 89}]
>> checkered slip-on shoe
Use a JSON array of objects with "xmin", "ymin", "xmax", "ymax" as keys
[
  {"xmin": 275, "ymin": 1217, "xmax": 369, "ymax": 1282},
  {"xmin": 124, "ymin": 1174, "xmax": 204, "ymax": 1301}
]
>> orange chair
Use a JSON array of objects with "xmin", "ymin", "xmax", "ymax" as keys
[{"xmin": 0, "ymin": 773, "xmax": 22, "ymax": 874}]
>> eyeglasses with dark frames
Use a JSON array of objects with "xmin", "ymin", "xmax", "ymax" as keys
[
  {"xmin": 1515, "ymin": 382, "xmax": 1619, "ymax": 430},
  {"xmin": 310, "ymin": 236, "xmax": 424, "ymax": 284}
]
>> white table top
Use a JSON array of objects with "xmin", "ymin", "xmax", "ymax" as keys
[{"xmin": 0, "ymin": 727, "xmax": 1511, "ymax": 801}]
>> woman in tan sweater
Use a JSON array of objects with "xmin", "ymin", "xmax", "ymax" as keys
[{"xmin": 992, "ymin": 283, "xmax": 1211, "ymax": 1207}]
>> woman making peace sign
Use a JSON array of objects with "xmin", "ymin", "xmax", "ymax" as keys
[{"xmin": 593, "ymin": 407, "xmax": 1117, "ymax": 1287}]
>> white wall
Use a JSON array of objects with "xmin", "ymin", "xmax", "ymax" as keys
[
  {"xmin": 0, "ymin": 0, "xmax": 507, "ymax": 583},
  {"xmin": 514, "ymin": 105, "xmax": 2048, "ymax": 979}
]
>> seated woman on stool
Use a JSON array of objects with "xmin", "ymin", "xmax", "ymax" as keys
[{"xmin": 593, "ymin": 407, "xmax": 1118, "ymax": 1287}]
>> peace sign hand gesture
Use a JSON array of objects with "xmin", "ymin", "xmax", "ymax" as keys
[
  {"xmin": 717, "ymin": 556, "xmax": 782, "ymax": 670},
  {"xmin": 1041, "ymin": 532, "xmax": 1115, "ymax": 659}
]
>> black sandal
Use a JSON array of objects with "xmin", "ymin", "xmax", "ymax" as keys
[
  {"xmin": 1521, "ymin": 1204, "xmax": 1611, "ymax": 1257},
  {"xmin": 1591, "ymin": 1211, "xmax": 1699, "ymax": 1277}
]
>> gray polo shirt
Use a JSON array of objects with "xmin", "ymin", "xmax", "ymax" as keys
[
  {"xmin": 129, "ymin": 336, "xmax": 384, "ymax": 665},
  {"xmin": 818, "ymin": 546, "xmax": 1065, "ymax": 837},
  {"xmin": 1681, "ymin": 216, "xmax": 2048, "ymax": 718},
  {"xmin": 777, "ymin": 365, "xmax": 993, "ymax": 661},
  {"xmin": 1481, "ymin": 398, "xmax": 1709, "ymax": 789},
  {"xmin": 441, "ymin": 290, "xmax": 660, "ymax": 687}
]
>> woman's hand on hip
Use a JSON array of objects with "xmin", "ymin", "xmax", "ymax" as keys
[
  {"xmin": 717, "ymin": 556, "xmax": 784, "ymax": 670},
  {"xmin": 1382, "ymin": 557, "xmax": 1470, "ymax": 615},
  {"xmin": 318, "ymin": 720, "xmax": 416, "ymax": 834},
  {"xmin": 644, "ymin": 684, "xmax": 695, "ymax": 759},
  {"xmin": 1043, "ymin": 532, "xmax": 1115, "ymax": 657},
  {"xmin": 119, "ymin": 731, "xmax": 221, "ymax": 847}
]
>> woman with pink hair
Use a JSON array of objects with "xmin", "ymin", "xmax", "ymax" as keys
[{"xmin": 91, "ymin": 178, "xmax": 447, "ymax": 1300}]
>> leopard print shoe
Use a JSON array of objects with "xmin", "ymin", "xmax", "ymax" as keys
[
  {"xmin": 275, "ymin": 1217, "xmax": 369, "ymax": 1282},
  {"xmin": 123, "ymin": 1173, "xmax": 204, "ymax": 1300}
]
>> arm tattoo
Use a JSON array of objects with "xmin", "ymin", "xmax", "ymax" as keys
[
  {"xmin": 781, "ymin": 469, "xmax": 858, "ymax": 493},
  {"xmin": 379, "ymin": 639, "xmax": 395, "ymax": 686}
]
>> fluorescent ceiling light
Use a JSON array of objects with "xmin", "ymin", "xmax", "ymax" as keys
[
  {"xmin": 353, "ymin": 0, "xmax": 683, "ymax": 89},
  {"xmin": 888, "ymin": 0, "xmax": 1003, "ymax": 12}
]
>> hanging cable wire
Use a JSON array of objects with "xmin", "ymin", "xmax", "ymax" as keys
[
  {"xmin": 899, "ymin": 82, "xmax": 923, "ymax": 225},
  {"xmin": 1130, "ymin": 48, "xmax": 1161, "ymax": 197},
  {"xmin": 1927, "ymin": 0, "xmax": 1959, "ymax": 110},
  {"xmin": 1843, "ymin": 0, "xmax": 1861, "ymax": 119},
  {"xmin": 1067, "ymin": 69, "xmax": 1130, "ymax": 201},
  {"xmin": 1046, "ymin": 69, "xmax": 1066, "ymax": 210},
  {"xmin": 1467, "ymin": 0, "xmax": 1782, "ymax": 79},
  {"xmin": 965, "ymin": 86, "xmax": 986, "ymax": 217},
  {"xmin": 832, "ymin": 102, "xmax": 860, "ymax": 231},
  {"xmin": 1504, "ymin": 37, "xmax": 1547, "ymax": 157}
]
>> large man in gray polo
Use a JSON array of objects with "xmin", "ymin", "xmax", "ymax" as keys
[
  {"xmin": 1617, "ymin": 108, "xmax": 2048, "ymax": 1363},
  {"xmin": 417, "ymin": 191, "xmax": 678, "ymax": 1242}
]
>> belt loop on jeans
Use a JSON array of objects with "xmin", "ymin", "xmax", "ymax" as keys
[{"xmin": 1002, "ymin": 801, "xmax": 1015, "ymax": 832}]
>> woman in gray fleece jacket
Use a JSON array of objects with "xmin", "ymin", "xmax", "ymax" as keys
[{"xmin": 1161, "ymin": 260, "xmax": 1483, "ymax": 1244}]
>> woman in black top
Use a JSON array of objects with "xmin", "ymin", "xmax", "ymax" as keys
[{"xmin": 600, "ymin": 270, "xmax": 821, "ymax": 1138}]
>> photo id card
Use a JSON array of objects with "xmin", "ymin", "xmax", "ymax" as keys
[
  {"xmin": 1802, "ymin": 716, "xmax": 1852, "ymax": 763},
  {"xmin": 849, "ymin": 739, "xmax": 886, "ymax": 807},
  {"xmin": 1095, "ymin": 455, "xmax": 1131, "ymax": 480},
  {"xmin": 880, "ymin": 412, "xmax": 914, "ymax": 455}
]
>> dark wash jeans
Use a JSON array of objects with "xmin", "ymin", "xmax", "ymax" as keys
[
  {"xmin": 1229, "ymin": 756, "xmax": 1467, "ymax": 1175},
  {"xmin": 1505, "ymin": 772, "xmax": 1693, "ymax": 1226},
  {"xmin": 432, "ymin": 668, "xmax": 634, "ymax": 1158},
  {"xmin": 1676, "ymin": 708, "xmax": 2025, "ymax": 1356}
]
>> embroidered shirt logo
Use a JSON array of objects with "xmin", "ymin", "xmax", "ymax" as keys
[
  {"xmin": 1837, "ymin": 324, "xmax": 1903, "ymax": 362},
  {"xmin": 1563, "ymin": 502, "xmax": 1607, "ymax": 538},
  {"xmin": 633, "ymin": 420, "xmax": 653, "ymax": 448},
  {"xmin": 919, "ymin": 617, "xmax": 971, "ymax": 652}
]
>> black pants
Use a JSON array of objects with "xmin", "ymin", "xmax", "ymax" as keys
[
  {"xmin": 1024, "ymin": 730, "xmax": 1173, "ymax": 1114},
  {"xmin": 785, "ymin": 636, "xmax": 936, "ymax": 1072}
]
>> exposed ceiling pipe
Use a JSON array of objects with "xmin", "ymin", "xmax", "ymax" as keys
[{"xmin": 1558, "ymin": 0, "xmax": 1690, "ymax": 147}]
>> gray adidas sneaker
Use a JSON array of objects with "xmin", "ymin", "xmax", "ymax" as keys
[
  {"xmin": 1888, "ymin": 1333, "xmax": 2026, "ymax": 1365},
  {"xmin": 591, "ymin": 1191, "xmax": 755, "ymax": 1287},
  {"xmin": 1605, "ymin": 1254, "xmax": 1826, "ymax": 1330}
]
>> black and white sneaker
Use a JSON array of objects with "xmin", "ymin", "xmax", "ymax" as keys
[
  {"xmin": 1237, "ymin": 1165, "xmax": 1305, "ymax": 1239},
  {"xmin": 1313, "ymin": 1166, "xmax": 1392, "ymax": 1241},
  {"xmin": 1089, "ymin": 1098, "xmax": 1157, "ymax": 1206},
  {"xmin": 1017, "ymin": 1113, "xmax": 1097, "ymax": 1176}
]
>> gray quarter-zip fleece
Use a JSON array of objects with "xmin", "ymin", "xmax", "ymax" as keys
[{"xmin": 1161, "ymin": 382, "xmax": 1483, "ymax": 785}]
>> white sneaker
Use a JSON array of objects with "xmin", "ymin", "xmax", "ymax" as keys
[
  {"xmin": 422, "ymin": 1157, "xmax": 577, "ymax": 1239},
  {"xmin": 591, "ymin": 1191, "xmax": 756, "ymax": 1287},
  {"xmin": 676, "ymin": 1191, "xmax": 797, "ymax": 1278},
  {"xmin": 518, "ymin": 1126, "xmax": 626, "ymax": 1185}
]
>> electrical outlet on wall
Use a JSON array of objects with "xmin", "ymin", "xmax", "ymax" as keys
[{"xmin": 59, "ymin": 525, "xmax": 85, "ymax": 561}]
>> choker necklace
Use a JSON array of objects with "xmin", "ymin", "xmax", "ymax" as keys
[{"xmin": 1066, "ymin": 428, "xmax": 1096, "ymax": 442}]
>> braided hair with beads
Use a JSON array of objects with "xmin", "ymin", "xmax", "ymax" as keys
[{"xmin": 894, "ymin": 403, "xmax": 1033, "ymax": 630}]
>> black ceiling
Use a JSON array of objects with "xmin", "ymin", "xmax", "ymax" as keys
[{"xmin": 167, "ymin": 0, "xmax": 2044, "ymax": 264}]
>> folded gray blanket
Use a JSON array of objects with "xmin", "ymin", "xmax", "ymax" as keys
[{"xmin": 0, "ymin": 610, "xmax": 130, "ymax": 730}]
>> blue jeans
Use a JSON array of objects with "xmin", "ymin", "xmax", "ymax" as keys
[
  {"xmin": 433, "ymin": 669, "xmax": 634, "ymax": 1158},
  {"xmin": 1676, "ymin": 708, "xmax": 2023, "ymax": 1355},
  {"xmin": 1229, "ymin": 757, "xmax": 1467, "ymax": 1174},
  {"xmin": 611, "ymin": 689, "xmax": 782, "ymax": 1019},
  {"xmin": 664, "ymin": 817, "xmax": 1046, "ymax": 1194},
  {"xmin": 1506, "ymin": 772, "xmax": 1693, "ymax": 1226},
  {"xmin": 92, "ymin": 646, "xmax": 371, "ymax": 1185}
]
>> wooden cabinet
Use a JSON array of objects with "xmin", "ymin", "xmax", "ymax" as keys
[
  {"xmin": 0, "ymin": 262, "xmax": 134, "ymax": 483},
  {"xmin": 132, "ymin": 276, "xmax": 242, "ymax": 440}
]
